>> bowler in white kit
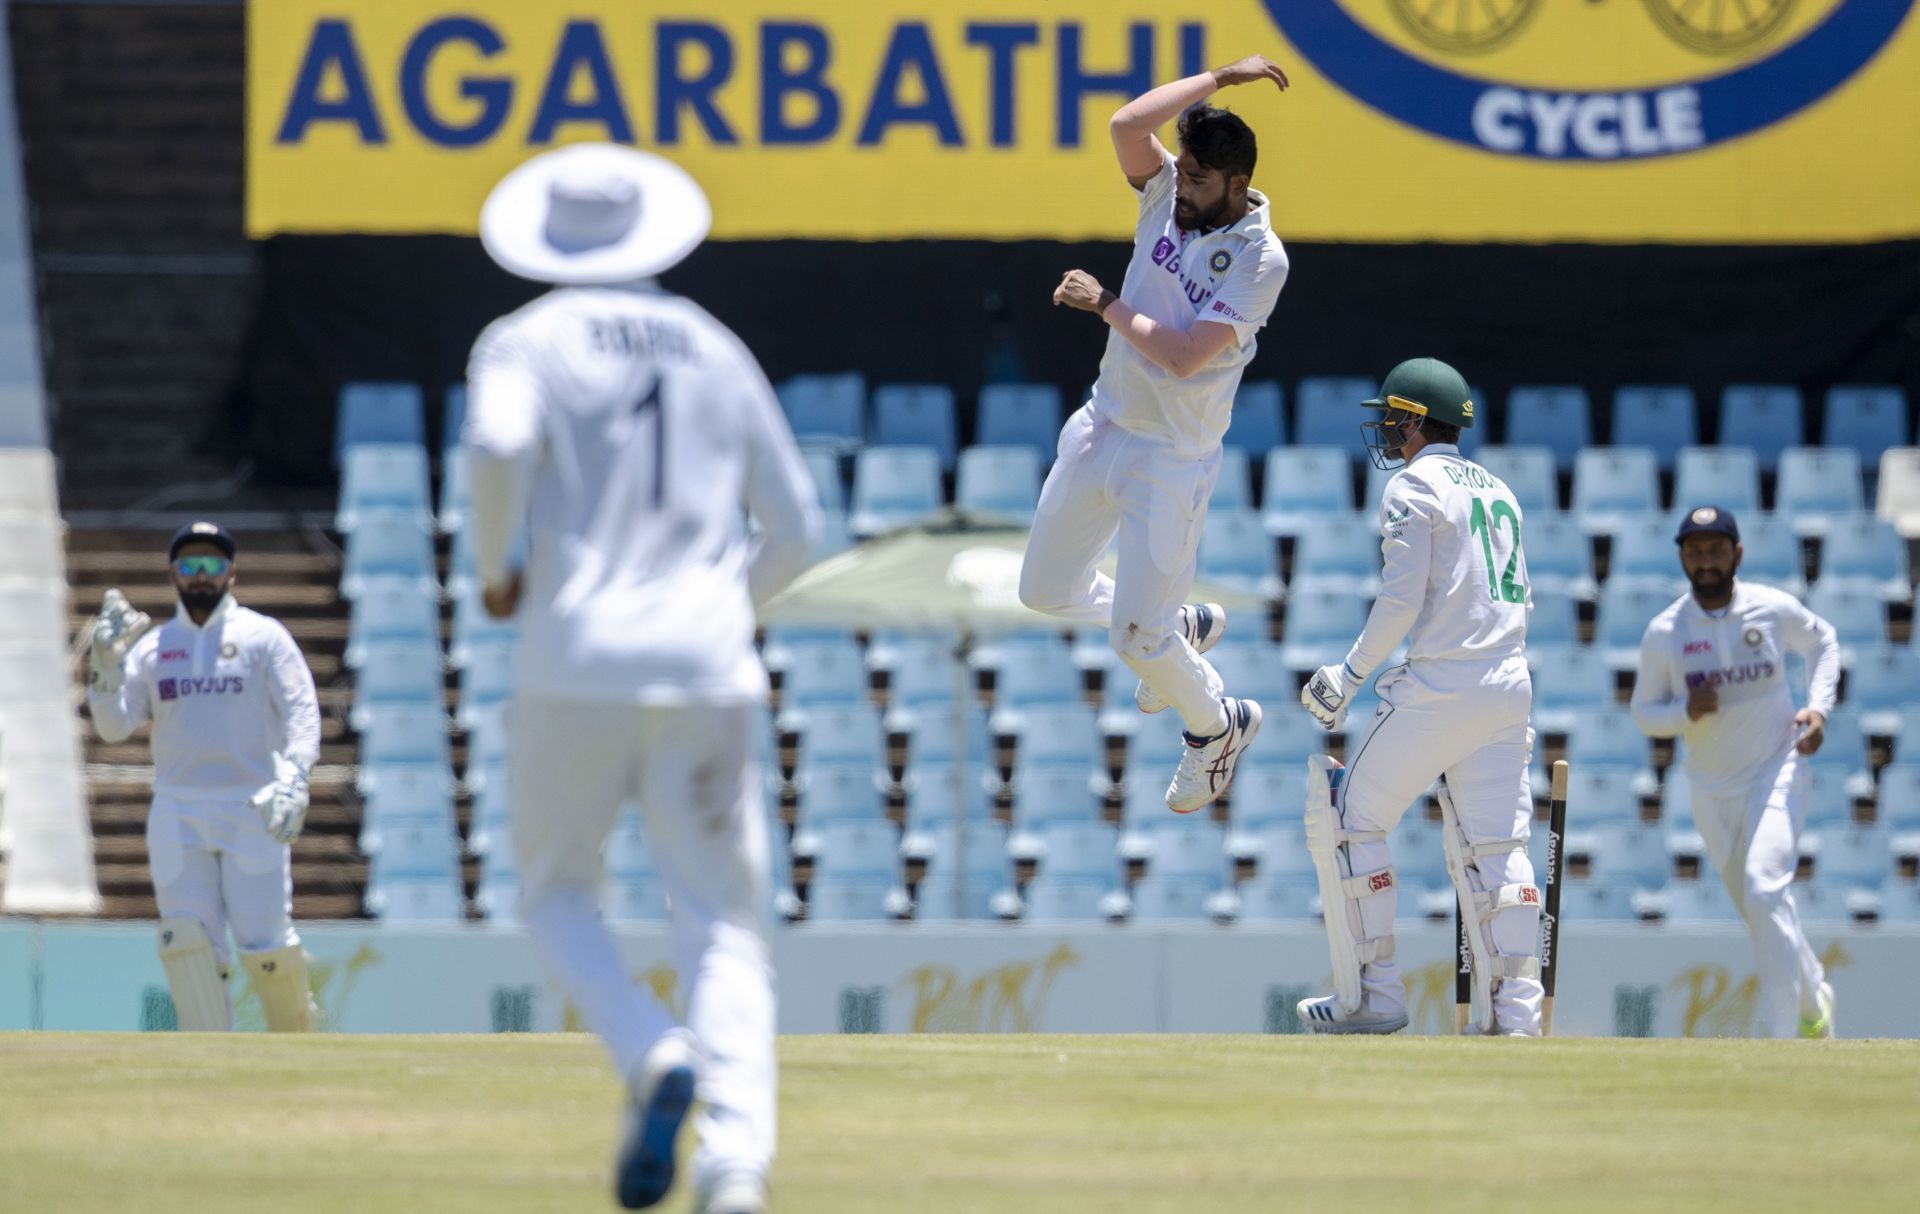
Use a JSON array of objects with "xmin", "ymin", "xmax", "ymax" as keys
[
  {"xmin": 463, "ymin": 143, "xmax": 819, "ymax": 1213},
  {"xmin": 86, "ymin": 520, "xmax": 320, "ymax": 1032},
  {"xmin": 1294, "ymin": 358, "xmax": 1543, "ymax": 1036},
  {"xmin": 1631, "ymin": 506, "xmax": 1839, "ymax": 1038},
  {"xmin": 1021, "ymin": 53, "xmax": 1291, "ymax": 813}
]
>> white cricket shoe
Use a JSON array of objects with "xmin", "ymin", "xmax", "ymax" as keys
[
  {"xmin": 1296, "ymin": 994, "xmax": 1409, "ymax": 1035},
  {"xmin": 699, "ymin": 1172, "xmax": 769, "ymax": 1214},
  {"xmin": 1165, "ymin": 697, "xmax": 1261, "ymax": 814},
  {"xmin": 617, "ymin": 1034, "xmax": 700, "ymax": 1210},
  {"xmin": 1800, "ymin": 981, "xmax": 1837, "ymax": 1039},
  {"xmin": 1136, "ymin": 602, "xmax": 1228, "ymax": 714}
]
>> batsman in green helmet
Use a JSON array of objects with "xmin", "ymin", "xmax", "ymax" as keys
[{"xmin": 1296, "ymin": 357, "xmax": 1545, "ymax": 1037}]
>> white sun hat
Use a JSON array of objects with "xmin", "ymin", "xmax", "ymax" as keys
[{"xmin": 479, "ymin": 143, "xmax": 712, "ymax": 285}]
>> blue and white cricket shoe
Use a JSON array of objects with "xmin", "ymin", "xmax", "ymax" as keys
[
  {"xmin": 1296, "ymin": 993, "xmax": 1409, "ymax": 1035},
  {"xmin": 617, "ymin": 1035, "xmax": 700, "ymax": 1209}
]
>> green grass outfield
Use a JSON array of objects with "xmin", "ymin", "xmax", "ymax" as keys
[{"xmin": 1, "ymin": 1034, "xmax": 1914, "ymax": 1213}]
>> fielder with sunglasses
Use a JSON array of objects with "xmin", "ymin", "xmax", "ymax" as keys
[{"xmin": 86, "ymin": 520, "xmax": 321, "ymax": 1032}]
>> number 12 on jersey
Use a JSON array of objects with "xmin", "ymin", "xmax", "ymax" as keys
[{"xmin": 1468, "ymin": 496, "xmax": 1527, "ymax": 604}]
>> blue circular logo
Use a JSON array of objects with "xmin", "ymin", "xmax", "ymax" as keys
[{"xmin": 1268, "ymin": 0, "xmax": 1912, "ymax": 160}]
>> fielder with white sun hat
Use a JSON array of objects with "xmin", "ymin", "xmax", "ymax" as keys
[{"xmin": 463, "ymin": 143, "xmax": 819, "ymax": 1213}]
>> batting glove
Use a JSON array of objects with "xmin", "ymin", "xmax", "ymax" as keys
[
  {"xmin": 251, "ymin": 750, "xmax": 312, "ymax": 845},
  {"xmin": 88, "ymin": 588, "xmax": 151, "ymax": 695},
  {"xmin": 1301, "ymin": 663, "xmax": 1356, "ymax": 733}
]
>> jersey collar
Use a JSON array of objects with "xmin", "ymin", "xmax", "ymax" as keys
[
  {"xmin": 1408, "ymin": 442, "xmax": 1460, "ymax": 465},
  {"xmin": 1203, "ymin": 188, "xmax": 1272, "ymax": 241}
]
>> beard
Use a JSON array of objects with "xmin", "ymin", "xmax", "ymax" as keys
[
  {"xmin": 1174, "ymin": 195, "xmax": 1230, "ymax": 232},
  {"xmin": 1687, "ymin": 568, "xmax": 1731, "ymax": 599},
  {"xmin": 179, "ymin": 585, "xmax": 225, "ymax": 613}
]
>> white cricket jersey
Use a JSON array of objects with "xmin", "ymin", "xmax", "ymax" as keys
[
  {"xmin": 463, "ymin": 283, "xmax": 820, "ymax": 705},
  {"xmin": 1631, "ymin": 581, "xmax": 1840, "ymax": 790},
  {"xmin": 1344, "ymin": 444, "xmax": 1530, "ymax": 680},
  {"xmin": 1089, "ymin": 151, "xmax": 1289, "ymax": 458},
  {"xmin": 87, "ymin": 595, "xmax": 320, "ymax": 803}
]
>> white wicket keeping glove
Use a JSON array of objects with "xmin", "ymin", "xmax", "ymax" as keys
[
  {"xmin": 88, "ymin": 589, "xmax": 151, "ymax": 695},
  {"xmin": 1301, "ymin": 663, "xmax": 1355, "ymax": 733},
  {"xmin": 251, "ymin": 750, "xmax": 312, "ymax": 845}
]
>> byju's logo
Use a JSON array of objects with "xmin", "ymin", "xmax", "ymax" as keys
[
  {"xmin": 158, "ymin": 676, "xmax": 245, "ymax": 701},
  {"xmin": 1269, "ymin": 0, "xmax": 1911, "ymax": 160}
]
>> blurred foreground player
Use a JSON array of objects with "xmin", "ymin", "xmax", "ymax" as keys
[
  {"xmin": 465, "ymin": 144, "xmax": 819, "ymax": 1212},
  {"xmin": 86, "ymin": 521, "xmax": 320, "ymax": 1031},
  {"xmin": 1631, "ymin": 506, "xmax": 1839, "ymax": 1038},
  {"xmin": 1022, "ymin": 54, "xmax": 1291, "ymax": 814},
  {"xmin": 1293, "ymin": 359, "xmax": 1542, "ymax": 1036}
]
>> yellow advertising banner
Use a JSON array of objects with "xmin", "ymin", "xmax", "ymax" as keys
[{"xmin": 247, "ymin": 0, "xmax": 1920, "ymax": 242}]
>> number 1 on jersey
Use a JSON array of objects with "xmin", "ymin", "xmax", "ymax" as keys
[
  {"xmin": 633, "ymin": 377, "xmax": 666, "ymax": 508},
  {"xmin": 1468, "ymin": 496, "xmax": 1527, "ymax": 604}
]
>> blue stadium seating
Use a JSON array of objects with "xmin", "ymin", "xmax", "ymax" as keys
[
  {"xmin": 1673, "ymin": 446, "xmax": 1760, "ymax": 517},
  {"xmin": 474, "ymin": 850, "xmax": 519, "ymax": 922},
  {"xmin": 1818, "ymin": 513, "xmax": 1910, "ymax": 601},
  {"xmin": 1213, "ymin": 446, "xmax": 1254, "ymax": 512},
  {"xmin": 1130, "ymin": 872, "xmax": 1225, "ymax": 921},
  {"xmin": 1505, "ymin": 386, "xmax": 1592, "ymax": 467},
  {"xmin": 1475, "ymin": 446, "xmax": 1558, "ymax": 514},
  {"xmin": 1198, "ymin": 509, "xmax": 1283, "ymax": 599},
  {"xmin": 1607, "ymin": 514, "xmax": 1689, "ymax": 594},
  {"xmin": 992, "ymin": 642, "xmax": 1085, "ymax": 709},
  {"xmin": 1806, "ymin": 583, "xmax": 1888, "ymax": 653},
  {"xmin": 1523, "ymin": 511, "xmax": 1599, "ymax": 601},
  {"xmin": 1280, "ymin": 589, "xmax": 1371, "ymax": 671},
  {"xmin": 975, "ymin": 383, "xmax": 1063, "ymax": 460},
  {"xmin": 955, "ymin": 445, "xmax": 1041, "ymax": 523},
  {"xmin": 1610, "ymin": 386, "xmax": 1697, "ymax": 470},
  {"xmin": 455, "ymin": 638, "xmax": 514, "ymax": 727},
  {"xmin": 1822, "ymin": 385, "xmax": 1909, "ymax": 468},
  {"xmin": 1235, "ymin": 871, "xmax": 1318, "ymax": 920},
  {"xmin": 448, "ymin": 588, "xmax": 517, "ymax": 670},
  {"xmin": 1596, "ymin": 583, "xmax": 1681, "ymax": 668},
  {"xmin": 1262, "ymin": 447, "xmax": 1357, "ymax": 537},
  {"xmin": 1137, "ymin": 817, "xmax": 1228, "ymax": 879},
  {"xmin": 1556, "ymin": 767, "xmax": 1641, "ymax": 832},
  {"xmin": 793, "ymin": 759, "xmax": 886, "ymax": 827},
  {"xmin": 337, "ymin": 381, "xmax": 426, "ymax": 459},
  {"xmin": 350, "ymin": 640, "xmax": 444, "ymax": 729},
  {"xmin": 850, "ymin": 445, "xmax": 943, "ymax": 536},
  {"xmin": 441, "ymin": 384, "xmax": 467, "ymax": 456},
  {"xmin": 1528, "ymin": 645, "xmax": 1619, "ymax": 732},
  {"xmin": 1572, "ymin": 448, "xmax": 1660, "ymax": 535},
  {"xmin": 1734, "ymin": 512, "xmax": 1806, "ymax": 597},
  {"xmin": 1294, "ymin": 376, "xmax": 1377, "ymax": 450},
  {"xmin": 786, "ymin": 702, "xmax": 887, "ymax": 767},
  {"xmin": 770, "ymin": 635, "xmax": 870, "ymax": 706},
  {"xmin": 1289, "ymin": 511, "xmax": 1382, "ymax": 597},
  {"xmin": 871, "ymin": 632, "xmax": 965, "ymax": 706},
  {"xmin": 871, "ymin": 384, "xmax": 958, "ymax": 470},
  {"xmin": 1527, "ymin": 595, "xmax": 1580, "ymax": 648},
  {"xmin": 340, "ymin": 512, "xmax": 437, "ymax": 599},
  {"xmin": 1563, "ymin": 709, "xmax": 1653, "ymax": 774},
  {"xmin": 1031, "ymin": 820, "xmax": 1120, "ymax": 879},
  {"xmin": 800, "ymin": 443, "xmax": 845, "ymax": 513},
  {"xmin": 357, "ymin": 702, "xmax": 452, "ymax": 770},
  {"xmin": 1225, "ymin": 380, "xmax": 1285, "ymax": 453},
  {"xmin": 1775, "ymin": 447, "xmax": 1864, "ymax": 535},
  {"xmin": 345, "ymin": 576, "xmax": 441, "ymax": 668},
  {"xmin": 777, "ymin": 373, "xmax": 865, "ymax": 451},
  {"xmin": 1023, "ymin": 875, "xmax": 1121, "ymax": 921},
  {"xmin": 912, "ymin": 821, "xmax": 1010, "ymax": 919},
  {"xmin": 370, "ymin": 872, "xmax": 466, "ymax": 923},
  {"xmin": 901, "ymin": 757, "xmax": 995, "ymax": 832},
  {"xmin": 995, "ymin": 703, "xmax": 1102, "ymax": 771},
  {"xmin": 1719, "ymin": 384, "xmax": 1804, "ymax": 471},
  {"xmin": 337, "ymin": 443, "xmax": 433, "ymax": 533}
]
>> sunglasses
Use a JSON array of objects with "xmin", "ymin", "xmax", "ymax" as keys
[{"xmin": 174, "ymin": 556, "xmax": 231, "ymax": 578}]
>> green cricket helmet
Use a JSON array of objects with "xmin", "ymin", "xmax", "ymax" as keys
[{"xmin": 1360, "ymin": 357, "xmax": 1477, "ymax": 471}]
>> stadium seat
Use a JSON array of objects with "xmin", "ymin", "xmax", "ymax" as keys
[
  {"xmin": 777, "ymin": 373, "xmax": 865, "ymax": 451},
  {"xmin": 770, "ymin": 635, "xmax": 870, "ymax": 707},
  {"xmin": 912, "ymin": 820, "xmax": 1010, "ymax": 919},
  {"xmin": 1775, "ymin": 447, "xmax": 1864, "ymax": 536},
  {"xmin": 447, "ymin": 587, "xmax": 517, "ymax": 671},
  {"xmin": 1224, "ymin": 380, "xmax": 1285, "ymax": 453},
  {"xmin": 1021, "ymin": 873, "xmax": 1121, "ymax": 920},
  {"xmin": 336, "ymin": 381, "xmax": 426, "ymax": 459},
  {"xmin": 1822, "ymin": 385, "xmax": 1909, "ymax": 468},
  {"xmin": 1280, "ymin": 589, "xmax": 1371, "ymax": 671},
  {"xmin": 1571, "ymin": 448, "xmax": 1660, "ymax": 536},
  {"xmin": 440, "ymin": 384, "xmax": 467, "ymax": 454},
  {"xmin": 1131, "ymin": 872, "xmax": 1225, "ymax": 921},
  {"xmin": 1554, "ymin": 877, "xmax": 1640, "ymax": 922},
  {"xmin": 1605, "ymin": 514, "xmax": 1688, "ymax": 594},
  {"xmin": 793, "ymin": 759, "xmax": 886, "ymax": 827},
  {"xmin": 1718, "ymin": 384, "xmax": 1804, "ymax": 472},
  {"xmin": 1474, "ymin": 446, "xmax": 1558, "ymax": 514},
  {"xmin": 802, "ymin": 818, "xmax": 900, "ymax": 877},
  {"xmin": 1505, "ymin": 386, "xmax": 1593, "ymax": 468},
  {"xmin": 1659, "ymin": 873, "xmax": 1741, "ymax": 922},
  {"xmin": 339, "ymin": 511, "xmax": 437, "ymax": 599},
  {"xmin": 1293, "ymin": 376, "xmax": 1377, "ymax": 450},
  {"xmin": 813, "ymin": 509, "xmax": 852, "ymax": 561},
  {"xmin": 1673, "ymin": 446, "xmax": 1760, "ymax": 517},
  {"xmin": 473, "ymin": 849, "xmax": 520, "ymax": 921},
  {"xmin": 1805, "ymin": 583, "xmax": 1887, "ymax": 654},
  {"xmin": 1563, "ymin": 708, "xmax": 1652, "ymax": 774},
  {"xmin": 975, "ymin": 383, "xmax": 1063, "ymax": 460},
  {"xmin": 1010, "ymin": 766, "xmax": 1104, "ymax": 830},
  {"xmin": 1262, "ymin": 447, "xmax": 1357, "ymax": 536},
  {"xmin": 349, "ymin": 641, "xmax": 444, "ymax": 729},
  {"xmin": 1558, "ymin": 767, "xmax": 1642, "ymax": 831},
  {"xmin": 1213, "ymin": 447, "xmax": 1254, "ymax": 512},
  {"xmin": 800, "ymin": 443, "xmax": 846, "ymax": 513},
  {"xmin": 1840, "ymin": 645, "xmax": 1920, "ymax": 727},
  {"xmin": 356, "ymin": 702, "xmax": 451, "ymax": 770},
  {"xmin": 1817, "ymin": 513, "xmax": 1910, "ymax": 601},
  {"xmin": 455, "ymin": 638, "xmax": 515, "ymax": 727},
  {"xmin": 992, "ymin": 641, "xmax": 1084, "ymax": 709},
  {"xmin": 337, "ymin": 443, "xmax": 432, "ymax": 533},
  {"xmin": 955, "ymin": 445, "xmax": 1041, "ymax": 524},
  {"xmin": 871, "ymin": 384, "xmax": 958, "ymax": 471},
  {"xmin": 1878, "ymin": 764, "xmax": 1920, "ymax": 832},
  {"xmin": 894, "ymin": 703, "xmax": 991, "ymax": 774},
  {"xmin": 436, "ymin": 447, "xmax": 470, "ymax": 534},
  {"xmin": 1213, "ymin": 642, "xmax": 1303, "ymax": 712},
  {"xmin": 369, "ymin": 873, "xmax": 466, "ymax": 923},
  {"xmin": 1877, "ymin": 447, "xmax": 1920, "ymax": 539},
  {"xmin": 900, "ymin": 757, "xmax": 995, "ymax": 834},
  {"xmin": 345, "ymin": 576, "xmax": 441, "ymax": 668},
  {"xmin": 1030, "ymin": 820, "xmax": 1120, "ymax": 879},
  {"xmin": 1736, "ymin": 511, "xmax": 1807, "ymax": 597},
  {"xmin": 1528, "ymin": 595, "xmax": 1580, "ymax": 649},
  {"xmin": 1529, "ymin": 645, "xmax": 1619, "ymax": 732},
  {"xmin": 1198, "ymin": 508, "xmax": 1283, "ymax": 600},
  {"xmin": 1609, "ymin": 386, "xmax": 1698, "ymax": 471},
  {"xmin": 784, "ymin": 703, "xmax": 886, "ymax": 767},
  {"xmin": 1224, "ymin": 761, "xmax": 1304, "ymax": 835},
  {"xmin": 1136, "ymin": 817, "xmax": 1228, "ymax": 879},
  {"xmin": 1234, "ymin": 871, "xmax": 1318, "ymax": 920},
  {"xmin": 850, "ymin": 445, "xmax": 942, "ymax": 536},
  {"xmin": 870, "ymin": 632, "xmax": 964, "ymax": 706},
  {"xmin": 1523, "ymin": 511, "xmax": 1599, "ymax": 601},
  {"xmin": 1361, "ymin": 459, "xmax": 1394, "ymax": 512},
  {"xmin": 1596, "ymin": 583, "xmax": 1680, "ymax": 669},
  {"xmin": 995, "ymin": 703, "xmax": 1102, "ymax": 771},
  {"xmin": 358, "ymin": 760, "xmax": 457, "ymax": 828},
  {"xmin": 1289, "ymin": 510, "xmax": 1382, "ymax": 597},
  {"xmin": 807, "ymin": 875, "xmax": 903, "ymax": 921},
  {"xmin": 1811, "ymin": 821, "xmax": 1892, "ymax": 889}
]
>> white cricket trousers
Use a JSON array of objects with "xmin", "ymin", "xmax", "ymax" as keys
[
  {"xmin": 1341, "ymin": 655, "xmax": 1542, "ymax": 1031},
  {"xmin": 1691, "ymin": 753, "xmax": 1825, "ymax": 1038},
  {"xmin": 510, "ymin": 696, "xmax": 776, "ymax": 1190},
  {"xmin": 147, "ymin": 795, "xmax": 298, "ymax": 967},
  {"xmin": 1018, "ymin": 405, "xmax": 1226, "ymax": 734}
]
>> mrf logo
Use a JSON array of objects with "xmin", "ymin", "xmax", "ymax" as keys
[
  {"xmin": 1684, "ymin": 640, "xmax": 1713, "ymax": 654},
  {"xmin": 1269, "ymin": 1, "xmax": 1911, "ymax": 161}
]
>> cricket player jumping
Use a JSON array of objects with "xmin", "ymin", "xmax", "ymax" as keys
[
  {"xmin": 86, "ymin": 521, "xmax": 321, "ymax": 1032},
  {"xmin": 465, "ymin": 144, "xmax": 820, "ymax": 1213},
  {"xmin": 1021, "ymin": 54, "xmax": 1291, "ymax": 813},
  {"xmin": 1295, "ymin": 359, "xmax": 1543, "ymax": 1036},
  {"xmin": 1631, "ymin": 506, "xmax": 1840, "ymax": 1038}
]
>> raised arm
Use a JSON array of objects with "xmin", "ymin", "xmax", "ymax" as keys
[{"xmin": 1110, "ymin": 55, "xmax": 1289, "ymax": 188}]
